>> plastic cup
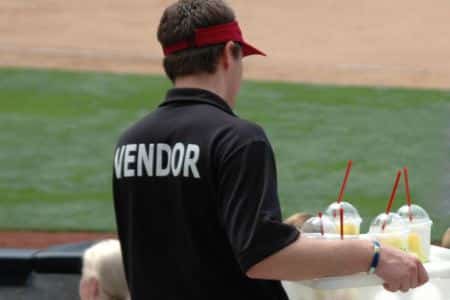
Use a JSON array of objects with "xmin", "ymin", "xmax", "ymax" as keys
[
  {"xmin": 370, "ymin": 230, "xmax": 409, "ymax": 251},
  {"xmin": 369, "ymin": 212, "xmax": 409, "ymax": 252},
  {"xmin": 302, "ymin": 215, "xmax": 337, "ymax": 235},
  {"xmin": 325, "ymin": 201, "xmax": 362, "ymax": 236},
  {"xmin": 302, "ymin": 233, "xmax": 340, "ymax": 240},
  {"xmin": 342, "ymin": 218, "xmax": 361, "ymax": 235},
  {"xmin": 406, "ymin": 221, "xmax": 432, "ymax": 262},
  {"xmin": 398, "ymin": 204, "xmax": 433, "ymax": 262},
  {"xmin": 302, "ymin": 233, "xmax": 363, "ymax": 241}
]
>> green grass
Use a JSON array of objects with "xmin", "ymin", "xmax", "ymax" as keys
[{"xmin": 0, "ymin": 67, "xmax": 449, "ymax": 241}]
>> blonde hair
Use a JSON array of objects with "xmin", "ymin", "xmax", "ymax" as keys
[
  {"xmin": 284, "ymin": 212, "xmax": 313, "ymax": 230},
  {"xmin": 80, "ymin": 239, "xmax": 129, "ymax": 300}
]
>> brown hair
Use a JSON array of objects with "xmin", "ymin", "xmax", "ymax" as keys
[
  {"xmin": 284, "ymin": 212, "xmax": 313, "ymax": 230},
  {"xmin": 157, "ymin": 0, "xmax": 241, "ymax": 82}
]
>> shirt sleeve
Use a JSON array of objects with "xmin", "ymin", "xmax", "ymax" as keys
[{"xmin": 217, "ymin": 139, "xmax": 300, "ymax": 273}]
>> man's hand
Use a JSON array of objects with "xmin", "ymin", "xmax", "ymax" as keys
[{"xmin": 375, "ymin": 245, "xmax": 429, "ymax": 293}]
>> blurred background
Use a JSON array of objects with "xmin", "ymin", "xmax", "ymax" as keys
[{"xmin": 0, "ymin": 0, "xmax": 449, "ymax": 246}]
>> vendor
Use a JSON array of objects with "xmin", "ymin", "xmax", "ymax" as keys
[{"xmin": 112, "ymin": 1, "xmax": 429, "ymax": 299}]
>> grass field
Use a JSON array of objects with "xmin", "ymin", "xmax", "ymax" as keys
[{"xmin": 0, "ymin": 68, "xmax": 449, "ymax": 241}]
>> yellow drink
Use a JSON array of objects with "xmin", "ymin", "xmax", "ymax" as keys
[
  {"xmin": 408, "ymin": 232, "xmax": 428, "ymax": 262},
  {"xmin": 343, "ymin": 222, "xmax": 360, "ymax": 235},
  {"xmin": 377, "ymin": 234, "xmax": 408, "ymax": 252}
]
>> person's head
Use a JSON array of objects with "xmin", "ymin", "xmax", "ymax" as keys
[
  {"xmin": 79, "ymin": 239, "xmax": 129, "ymax": 300},
  {"xmin": 157, "ymin": 0, "xmax": 264, "ymax": 106},
  {"xmin": 284, "ymin": 212, "xmax": 313, "ymax": 230}
]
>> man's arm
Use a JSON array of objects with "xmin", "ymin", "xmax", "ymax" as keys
[
  {"xmin": 216, "ymin": 136, "xmax": 428, "ymax": 293},
  {"xmin": 247, "ymin": 236, "xmax": 429, "ymax": 293},
  {"xmin": 246, "ymin": 236, "xmax": 372, "ymax": 280}
]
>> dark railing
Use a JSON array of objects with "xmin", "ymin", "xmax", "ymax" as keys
[{"xmin": 0, "ymin": 241, "xmax": 98, "ymax": 300}]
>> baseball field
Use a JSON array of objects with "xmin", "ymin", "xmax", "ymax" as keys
[
  {"xmin": 0, "ymin": 0, "xmax": 449, "ymax": 244},
  {"xmin": 0, "ymin": 67, "xmax": 449, "ymax": 241}
]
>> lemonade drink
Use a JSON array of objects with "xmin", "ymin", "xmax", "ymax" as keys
[
  {"xmin": 325, "ymin": 201, "xmax": 362, "ymax": 236},
  {"xmin": 398, "ymin": 204, "xmax": 433, "ymax": 262},
  {"xmin": 343, "ymin": 220, "xmax": 361, "ymax": 235},
  {"xmin": 369, "ymin": 212, "xmax": 409, "ymax": 252},
  {"xmin": 371, "ymin": 231, "xmax": 409, "ymax": 251}
]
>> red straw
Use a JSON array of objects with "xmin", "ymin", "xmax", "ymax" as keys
[
  {"xmin": 403, "ymin": 167, "xmax": 413, "ymax": 222},
  {"xmin": 337, "ymin": 160, "xmax": 353, "ymax": 203},
  {"xmin": 386, "ymin": 170, "xmax": 402, "ymax": 214},
  {"xmin": 382, "ymin": 170, "xmax": 402, "ymax": 230},
  {"xmin": 337, "ymin": 160, "xmax": 352, "ymax": 239},
  {"xmin": 318, "ymin": 212, "xmax": 324, "ymax": 236}
]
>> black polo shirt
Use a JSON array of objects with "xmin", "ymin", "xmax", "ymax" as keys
[{"xmin": 113, "ymin": 88, "xmax": 299, "ymax": 300}]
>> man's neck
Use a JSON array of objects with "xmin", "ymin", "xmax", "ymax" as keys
[{"xmin": 174, "ymin": 75, "xmax": 232, "ymax": 107}]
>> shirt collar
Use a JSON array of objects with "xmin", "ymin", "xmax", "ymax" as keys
[{"xmin": 160, "ymin": 88, "xmax": 236, "ymax": 116}]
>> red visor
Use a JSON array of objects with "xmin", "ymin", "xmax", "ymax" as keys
[{"xmin": 163, "ymin": 21, "xmax": 265, "ymax": 57}]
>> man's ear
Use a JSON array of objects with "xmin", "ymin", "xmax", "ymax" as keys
[
  {"xmin": 80, "ymin": 277, "xmax": 100, "ymax": 300},
  {"xmin": 221, "ymin": 41, "xmax": 236, "ymax": 70}
]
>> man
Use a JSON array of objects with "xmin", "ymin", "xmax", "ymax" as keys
[{"xmin": 113, "ymin": 1, "xmax": 428, "ymax": 299}]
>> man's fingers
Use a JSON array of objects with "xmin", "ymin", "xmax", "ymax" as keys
[
  {"xmin": 410, "ymin": 272, "xmax": 418, "ymax": 289},
  {"xmin": 400, "ymin": 276, "xmax": 411, "ymax": 293},
  {"xmin": 417, "ymin": 261, "xmax": 429, "ymax": 286},
  {"xmin": 383, "ymin": 283, "xmax": 393, "ymax": 292},
  {"xmin": 400, "ymin": 282, "xmax": 410, "ymax": 293},
  {"xmin": 409, "ymin": 261, "xmax": 419, "ymax": 289},
  {"xmin": 383, "ymin": 283, "xmax": 400, "ymax": 293}
]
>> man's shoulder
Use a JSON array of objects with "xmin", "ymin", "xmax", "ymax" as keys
[
  {"xmin": 115, "ymin": 111, "xmax": 157, "ymax": 146},
  {"xmin": 212, "ymin": 117, "xmax": 272, "ymax": 163},
  {"xmin": 226, "ymin": 117, "xmax": 267, "ymax": 143}
]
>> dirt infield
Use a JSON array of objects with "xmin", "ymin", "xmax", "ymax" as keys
[
  {"xmin": 0, "ymin": 231, "xmax": 117, "ymax": 249},
  {"xmin": 1, "ymin": 0, "xmax": 450, "ymax": 89}
]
